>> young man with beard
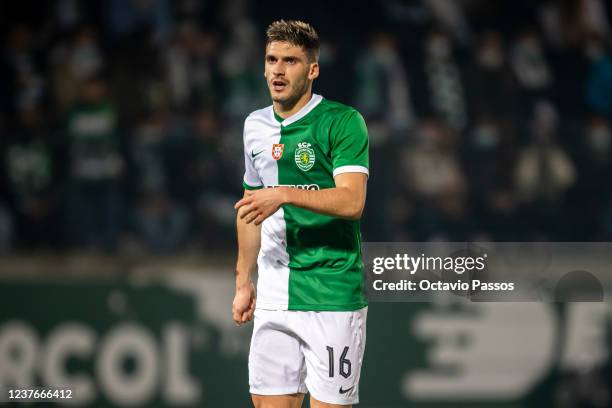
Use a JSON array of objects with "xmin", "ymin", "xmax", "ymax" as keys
[{"xmin": 233, "ymin": 20, "xmax": 369, "ymax": 408}]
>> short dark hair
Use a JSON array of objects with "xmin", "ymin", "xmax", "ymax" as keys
[{"xmin": 266, "ymin": 20, "xmax": 320, "ymax": 62}]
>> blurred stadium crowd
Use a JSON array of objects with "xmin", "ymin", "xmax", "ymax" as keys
[{"xmin": 1, "ymin": 0, "xmax": 612, "ymax": 254}]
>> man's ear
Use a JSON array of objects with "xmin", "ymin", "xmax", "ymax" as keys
[{"xmin": 308, "ymin": 62, "xmax": 319, "ymax": 80}]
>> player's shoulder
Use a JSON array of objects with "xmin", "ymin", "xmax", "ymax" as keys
[
  {"xmin": 244, "ymin": 105, "xmax": 274, "ymax": 126},
  {"xmin": 316, "ymin": 100, "xmax": 367, "ymax": 134},
  {"xmin": 317, "ymin": 99, "xmax": 362, "ymax": 119},
  {"xmin": 243, "ymin": 105, "xmax": 275, "ymax": 143}
]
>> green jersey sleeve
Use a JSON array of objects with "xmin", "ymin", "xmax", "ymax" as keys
[{"xmin": 330, "ymin": 109, "xmax": 369, "ymax": 177}]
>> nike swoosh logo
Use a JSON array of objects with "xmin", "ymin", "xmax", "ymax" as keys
[
  {"xmin": 251, "ymin": 150, "xmax": 264, "ymax": 158},
  {"xmin": 339, "ymin": 385, "xmax": 354, "ymax": 394}
]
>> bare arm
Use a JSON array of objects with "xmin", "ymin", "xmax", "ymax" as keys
[
  {"xmin": 234, "ymin": 172, "xmax": 368, "ymax": 225},
  {"xmin": 232, "ymin": 189, "xmax": 261, "ymax": 325},
  {"xmin": 283, "ymin": 172, "xmax": 367, "ymax": 219}
]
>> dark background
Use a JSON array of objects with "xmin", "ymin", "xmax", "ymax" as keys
[{"xmin": 2, "ymin": 0, "xmax": 612, "ymax": 255}]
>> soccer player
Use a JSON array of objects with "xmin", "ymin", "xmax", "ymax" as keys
[{"xmin": 233, "ymin": 20, "xmax": 369, "ymax": 408}]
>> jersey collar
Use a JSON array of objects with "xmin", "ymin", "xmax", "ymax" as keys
[{"xmin": 273, "ymin": 93, "xmax": 323, "ymax": 127}]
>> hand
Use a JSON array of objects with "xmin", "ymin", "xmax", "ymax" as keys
[
  {"xmin": 234, "ymin": 187, "xmax": 288, "ymax": 225},
  {"xmin": 232, "ymin": 280, "xmax": 256, "ymax": 326}
]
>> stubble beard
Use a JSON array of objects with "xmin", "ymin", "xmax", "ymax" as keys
[{"xmin": 270, "ymin": 75, "xmax": 310, "ymax": 112}]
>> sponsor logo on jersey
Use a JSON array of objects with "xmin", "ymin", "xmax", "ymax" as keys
[
  {"xmin": 272, "ymin": 143, "xmax": 284, "ymax": 160},
  {"xmin": 295, "ymin": 142, "xmax": 315, "ymax": 171},
  {"xmin": 266, "ymin": 184, "xmax": 320, "ymax": 190}
]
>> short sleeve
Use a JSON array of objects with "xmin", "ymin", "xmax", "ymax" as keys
[
  {"xmin": 330, "ymin": 110, "xmax": 369, "ymax": 177},
  {"xmin": 242, "ymin": 121, "xmax": 263, "ymax": 190}
]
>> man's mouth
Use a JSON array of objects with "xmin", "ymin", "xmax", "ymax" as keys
[{"xmin": 272, "ymin": 79, "xmax": 287, "ymax": 92}]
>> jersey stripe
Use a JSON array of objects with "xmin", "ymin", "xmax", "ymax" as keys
[{"xmin": 333, "ymin": 165, "xmax": 369, "ymax": 178}]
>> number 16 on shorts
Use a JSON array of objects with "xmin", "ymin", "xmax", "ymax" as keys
[{"xmin": 327, "ymin": 346, "xmax": 352, "ymax": 379}]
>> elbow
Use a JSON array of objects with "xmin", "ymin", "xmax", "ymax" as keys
[
  {"xmin": 336, "ymin": 185, "xmax": 366, "ymax": 220},
  {"xmin": 345, "ymin": 203, "xmax": 364, "ymax": 220}
]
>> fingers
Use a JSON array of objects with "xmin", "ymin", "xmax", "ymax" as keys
[
  {"xmin": 241, "ymin": 204, "xmax": 265, "ymax": 224},
  {"xmin": 236, "ymin": 194, "xmax": 274, "ymax": 225},
  {"xmin": 241, "ymin": 301, "xmax": 256, "ymax": 323},
  {"xmin": 232, "ymin": 307, "xmax": 242, "ymax": 325},
  {"xmin": 232, "ymin": 302, "xmax": 256, "ymax": 325},
  {"xmin": 237, "ymin": 199, "xmax": 260, "ymax": 221},
  {"xmin": 238, "ymin": 204, "xmax": 254, "ymax": 219},
  {"xmin": 234, "ymin": 196, "xmax": 253, "ymax": 210},
  {"xmin": 239, "ymin": 202, "xmax": 262, "ymax": 221},
  {"xmin": 234, "ymin": 309, "xmax": 254, "ymax": 325},
  {"xmin": 244, "ymin": 210, "xmax": 261, "ymax": 224},
  {"xmin": 246, "ymin": 210, "xmax": 269, "ymax": 225},
  {"xmin": 241, "ymin": 310, "xmax": 252, "ymax": 322},
  {"xmin": 234, "ymin": 310, "xmax": 248, "ymax": 326}
]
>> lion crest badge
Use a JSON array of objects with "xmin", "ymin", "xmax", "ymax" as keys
[{"xmin": 294, "ymin": 142, "xmax": 315, "ymax": 171}]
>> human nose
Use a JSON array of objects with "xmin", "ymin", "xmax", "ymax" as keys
[{"xmin": 272, "ymin": 61, "xmax": 285, "ymax": 76}]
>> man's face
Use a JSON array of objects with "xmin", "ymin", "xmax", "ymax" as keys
[{"xmin": 265, "ymin": 41, "xmax": 318, "ymax": 107}]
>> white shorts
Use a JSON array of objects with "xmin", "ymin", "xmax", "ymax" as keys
[{"xmin": 249, "ymin": 307, "xmax": 367, "ymax": 405}]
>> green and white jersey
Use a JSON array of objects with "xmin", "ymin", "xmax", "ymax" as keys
[{"xmin": 242, "ymin": 94, "xmax": 369, "ymax": 311}]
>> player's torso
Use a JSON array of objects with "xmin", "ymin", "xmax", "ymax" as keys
[
  {"xmin": 244, "ymin": 95, "xmax": 367, "ymax": 311},
  {"xmin": 245, "ymin": 98, "xmax": 336, "ymax": 190}
]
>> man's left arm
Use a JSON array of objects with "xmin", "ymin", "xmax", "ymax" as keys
[{"xmin": 235, "ymin": 172, "xmax": 367, "ymax": 224}]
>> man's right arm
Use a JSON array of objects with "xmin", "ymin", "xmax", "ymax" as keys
[{"xmin": 232, "ymin": 189, "xmax": 261, "ymax": 325}]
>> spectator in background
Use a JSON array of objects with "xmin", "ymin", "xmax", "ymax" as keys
[
  {"xmin": 353, "ymin": 32, "xmax": 414, "ymax": 240},
  {"xmin": 106, "ymin": 0, "xmax": 172, "ymax": 44},
  {"xmin": 570, "ymin": 116, "xmax": 612, "ymax": 240},
  {"xmin": 129, "ymin": 109, "xmax": 172, "ymax": 196},
  {"xmin": 514, "ymin": 101, "xmax": 576, "ymax": 238},
  {"xmin": 1, "ymin": 106, "xmax": 60, "ymax": 248},
  {"xmin": 3, "ymin": 24, "xmax": 46, "ymax": 115},
  {"xmin": 538, "ymin": 3, "xmax": 593, "ymax": 120},
  {"xmin": 65, "ymin": 76, "xmax": 124, "ymax": 251},
  {"xmin": 186, "ymin": 109, "xmax": 238, "ymax": 247},
  {"xmin": 354, "ymin": 32, "xmax": 414, "ymax": 140},
  {"xmin": 108, "ymin": 26, "xmax": 162, "ymax": 124},
  {"xmin": 166, "ymin": 23, "xmax": 222, "ymax": 110},
  {"xmin": 422, "ymin": 0, "xmax": 472, "ymax": 46},
  {"xmin": 462, "ymin": 116, "xmax": 519, "ymax": 240},
  {"xmin": 218, "ymin": 15, "xmax": 268, "ymax": 119},
  {"xmin": 585, "ymin": 36, "xmax": 612, "ymax": 120},
  {"xmin": 396, "ymin": 119, "xmax": 470, "ymax": 240},
  {"xmin": 134, "ymin": 190, "xmax": 190, "ymax": 253},
  {"xmin": 129, "ymin": 107, "xmax": 191, "ymax": 253},
  {"xmin": 510, "ymin": 30, "xmax": 553, "ymax": 117},
  {"xmin": 465, "ymin": 31, "xmax": 517, "ymax": 118},
  {"xmin": 411, "ymin": 29, "xmax": 468, "ymax": 131},
  {"xmin": 50, "ymin": 26, "xmax": 104, "ymax": 113},
  {"xmin": 312, "ymin": 40, "xmax": 348, "ymax": 102}
]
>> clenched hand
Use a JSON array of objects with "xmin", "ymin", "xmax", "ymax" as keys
[{"xmin": 233, "ymin": 280, "xmax": 256, "ymax": 325}]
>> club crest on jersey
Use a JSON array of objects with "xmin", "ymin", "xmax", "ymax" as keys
[
  {"xmin": 294, "ymin": 142, "xmax": 315, "ymax": 171},
  {"xmin": 272, "ymin": 143, "xmax": 284, "ymax": 160}
]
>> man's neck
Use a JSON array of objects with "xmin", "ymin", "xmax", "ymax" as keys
[{"xmin": 273, "ymin": 90, "xmax": 313, "ymax": 119}]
